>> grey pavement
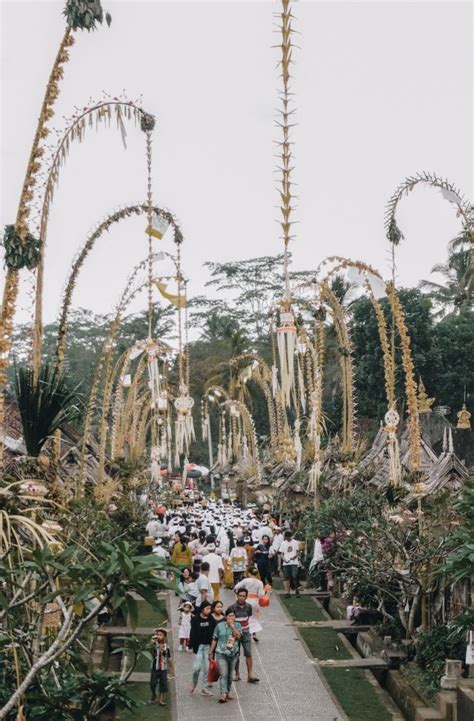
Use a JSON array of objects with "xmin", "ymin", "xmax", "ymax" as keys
[{"xmin": 171, "ymin": 588, "xmax": 345, "ymax": 721}]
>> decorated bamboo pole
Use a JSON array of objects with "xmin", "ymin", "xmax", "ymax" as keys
[
  {"xmin": 55, "ymin": 207, "xmax": 182, "ymax": 372},
  {"xmin": 34, "ymin": 102, "xmax": 155, "ymax": 379},
  {"xmin": 0, "ymin": 3, "xmax": 114, "ymax": 467},
  {"xmin": 316, "ymin": 256, "xmax": 421, "ymax": 483},
  {"xmin": 319, "ymin": 281, "xmax": 356, "ymax": 456},
  {"xmin": 0, "ymin": 28, "xmax": 74, "ymax": 467},
  {"xmin": 386, "ymin": 283, "xmax": 422, "ymax": 473},
  {"xmin": 79, "ymin": 270, "xmax": 156, "ymax": 489},
  {"xmin": 274, "ymin": 0, "xmax": 299, "ymax": 409},
  {"xmin": 385, "ymin": 171, "xmax": 473, "ymax": 248}
]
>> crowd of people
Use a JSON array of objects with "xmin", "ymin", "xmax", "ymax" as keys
[{"xmin": 144, "ymin": 497, "xmax": 306, "ymax": 705}]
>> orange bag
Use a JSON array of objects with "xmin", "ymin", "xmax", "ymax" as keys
[
  {"xmin": 259, "ymin": 594, "xmax": 270, "ymax": 608},
  {"xmin": 208, "ymin": 658, "xmax": 220, "ymax": 683}
]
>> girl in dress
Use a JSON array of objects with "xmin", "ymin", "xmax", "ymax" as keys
[
  {"xmin": 177, "ymin": 601, "xmax": 193, "ymax": 652},
  {"xmin": 234, "ymin": 567, "xmax": 265, "ymax": 642}
]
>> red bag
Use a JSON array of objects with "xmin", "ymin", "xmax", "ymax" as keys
[
  {"xmin": 259, "ymin": 594, "xmax": 270, "ymax": 608},
  {"xmin": 208, "ymin": 658, "xmax": 220, "ymax": 683}
]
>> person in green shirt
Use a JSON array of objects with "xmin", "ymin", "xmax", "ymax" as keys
[{"xmin": 209, "ymin": 610, "xmax": 242, "ymax": 704}]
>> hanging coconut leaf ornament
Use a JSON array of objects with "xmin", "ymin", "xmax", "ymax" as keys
[
  {"xmin": 276, "ymin": 305, "xmax": 297, "ymax": 408},
  {"xmin": 2, "ymin": 225, "xmax": 41, "ymax": 270},
  {"xmin": 140, "ymin": 113, "xmax": 156, "ymax": 132},
  {"xmin": 63, "ymin": 0, "xmax": 112, "ymax": 31},
  {"xmin": 174, "ymin": 384, "xmax": 195, "ymax": 465}
]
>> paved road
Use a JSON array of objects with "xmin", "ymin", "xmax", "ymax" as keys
[{"xmin": 171, "ymin": 588, "xmax": 345, "ymax": 721}]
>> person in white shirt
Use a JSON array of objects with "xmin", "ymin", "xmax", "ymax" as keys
[
  {"xmin": 229, "ymin": 539, "xmax": 248, "ymax": 585},
  {"xmin": 195, "ymin": 562, "xmax": 214, "ymax": 608},
  {"xmin": 146, "ymin": 516, "xmax": 160, "ymax": 539},
  {"xmin": 270, "ymin": 526, "xmax": 284, "ymax": 575},
  {"xmin": 152, "ymin": 539, "xmax": 170, "ymax": 579},
  {"xmin": 309, "ymin": 537, "xmax": 325, "ymax": 590},
  {"xmin": 257, "ymin": 524, "xmax": 273, "ymax": 542},
  {"xmin": 201, "ymin": 544, "xmax": 224, "ymax": 601},
  {"xmin": 279, "ymin": 531, "xmax": 301, "ymax": 598}
]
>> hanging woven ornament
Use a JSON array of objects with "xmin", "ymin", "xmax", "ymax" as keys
[
  {"xmin": 174, "ymin": 383, "xmax": 195, "ymax": 461},
  {"xmin": 242, "ymin": 433, "xmax": 249, "ymax": 461},
  {"xmin": 307, "ymin": 389, "xmax": 322, "ymax": 499},
  {"xmin": 307, "ymin": 458, "xmax": 322, "ymax": 499},
  {"xmin": 276, "ymin": 308, "xmax": 297, "ymax": 407},
  {"xmin": 296, "ymin": 347, "xmax": 306, "ymax": 413},
  {"xmin": 167, "ymin": 415, "xmax": 173, "ymax": 472},
  {"xmin": 271, "ymin": 363, "xmax": 279, "ymax": 397},
  {"xmin": 294, "ymin": 418, "xmax": 303, "ymax": 471},
  {"xmin": 384, "ymin": 408, "xmax": 401, "ymax": 485},
  {"xmin": 146, "ymin": 344, "xmax": 161, "ymax": 409},
  {"xmin": 221, "ymin": 411, "xmax": 228, "ymax": 467},
  {"xmin": 159, "ymin": 416, "xmax": 167, "ymax": 458},
  {"xmin": 150, "ymin": 445, "xmax": 161, "ymax": 485},
  {"xmin": 201, "ymin": 399, "xmax": 209, "ymax": 441}
]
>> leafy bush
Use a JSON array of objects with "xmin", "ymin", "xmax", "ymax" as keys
[
  {"xmin": 15, "ymin": 363, "xmax": 81, "ymax": 456},
  {"xmin": 416, "ymin": 624, "xmax": 465, "ymax": 690}
]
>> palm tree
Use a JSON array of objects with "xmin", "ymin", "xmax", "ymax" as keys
[{"xmin": 419, "ymin": 246, "xmax": 472, "ymax": 318}]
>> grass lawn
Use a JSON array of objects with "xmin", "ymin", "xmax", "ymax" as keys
[
  {"xmin": 280, "ymin": 594, "xmax": 326, "ymax": 621},
  {"xmin": 324, "ymin": 668, "xmax": 391, "ymax": 721},
  {"xmin": 300, "ymin": 627, "xmax": 351, "ymax": 660},
  {"xmin": 135, "ymin": 599, "xmax": 168, "ymax": 630},
  {"xmin": 280, "ymin": 594, "xmax": 393, "ymax": 721},
  {"xmin": 116, "ymin": 682, "xmax": 172, "ymax": 721}
]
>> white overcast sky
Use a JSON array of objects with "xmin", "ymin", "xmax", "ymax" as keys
[{"xmin": 1, "ymin": 0, "xmax": 472, "ymax": 325}]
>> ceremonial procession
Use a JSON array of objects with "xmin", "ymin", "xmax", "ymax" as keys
[{"xmin": 1, "ymin": 0, "xmax": 472, "ymax": 720}]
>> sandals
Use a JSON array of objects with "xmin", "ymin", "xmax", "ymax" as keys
[{"xmin": 219, "ymin": 696, "xmax": 227, "ymax": 704}]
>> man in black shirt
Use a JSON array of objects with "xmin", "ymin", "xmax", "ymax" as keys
[
  {"xmin": 226, "ymin": 589, "xmax": 259, "ymax": 683},
  {"xmin": 189, "ymin": 600, "xmax": 215, "ymax": 696}
]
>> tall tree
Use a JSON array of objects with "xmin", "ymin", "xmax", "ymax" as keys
[
  {"xmin": 350, "ymin": 289, "xmax": 439, "ymax": 420},
  {"xmin": 419, "ymin": 241, "xmax": 472, "ymax": 318}
]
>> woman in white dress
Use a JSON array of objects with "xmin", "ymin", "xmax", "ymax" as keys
[{"xmin": 234, "ymin": 567, "xmax": 265, "ymax": 641}]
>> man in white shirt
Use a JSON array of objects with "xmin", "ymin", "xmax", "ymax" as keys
[
  {"xmin": 201, "ymin": 544, "xmax": 224, "ymax": 601},
  {"xmin": 195, "ymin": 562, "xmax": 214, "ymax": 608},
  {"xmin": 152, "ymin": 539, "xmax": 170, "ymax": 579},
  {"xmin": 279, "ymin": 531, "xmax": 300, "ymax": 598},
  {"xmin": 146, "ymin": 516, "xmax": 160, "ymax": 538},
  {"xmin": 270, "ymin": 526, "xmax": 283, "ymax": 575},
  {"xmin": 257, "ymin": 523, "xmax": 273, "ymax": 542}
]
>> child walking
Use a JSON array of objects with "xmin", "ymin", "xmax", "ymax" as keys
[
  {"xmin": 149, "ymin": 628, "xmax": 174, "ymax": 706},
  {"xmin": 178, "ymin": 601, "xmax": 193, "ymax": 652}
]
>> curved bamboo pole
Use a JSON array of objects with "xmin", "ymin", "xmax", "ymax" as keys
[
  {"xmin": 0, "ymin": 28, "xmax": 74, "ymax": 467},
  {"xmin": 384, "ymin": 171, "xmax": 473, "ymax": 247},
  {"xmin": 317, "ymin": 256, "xmax": 421, "ymax": 477},
  {"xmin": 55, "ymin": 207, "xmax": 182, "ymax": 371},
  {"xmin": 319, "ymin": 281, "xmax": 355, "ymax": 456},
  {"xmin": 97, "ymin": 354, "xmax": 148, "ymax": 480},
  {"xmin": 221, "ymin": 399, "xmax": 262, "ymax": 485},
  {"xmin": 386, "ymin": 284, "xmax": 421, "ymax": 472},
  {"xmin": 79, "ymin": 267, "xmax": 156, "ymax": 488},
  {"xmin": 33, "ymin": 102, "xmax": 156, "ymax": 378}
]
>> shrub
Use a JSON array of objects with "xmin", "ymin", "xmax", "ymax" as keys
[{"xmin": 416, "ymin": 624, "xmax": 465, "ymax": 690}]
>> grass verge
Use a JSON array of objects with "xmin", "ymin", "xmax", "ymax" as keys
[
  {"xmin": 116, "ymin": 682, "xmax": 172, "ymax": 721},
  {"xmin": 281, "ymin": 593, "xmax": 392, "ymax": 721}
]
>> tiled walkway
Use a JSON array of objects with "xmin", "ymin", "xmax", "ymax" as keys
[{"xmin": 171, "ymin": 588, "xmax": 345, "ymax": 721}]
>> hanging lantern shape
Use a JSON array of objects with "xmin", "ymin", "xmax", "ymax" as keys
[{"xmin": 276, "ymin": 308, "xmax": 297, "ymax": 407}]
